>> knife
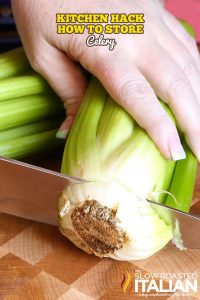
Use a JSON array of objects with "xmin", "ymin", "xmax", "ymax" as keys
[
  {"xmin": 0, "ymin": 156, "xmax": 82, "ymax": 225},
  {"xmin": 0, "ymin": 156, "xmax": 200, "ymax": 249}
]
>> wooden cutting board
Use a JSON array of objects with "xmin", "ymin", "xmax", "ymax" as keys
[{"xmin": 0, "ymin": 154, "xmax": 200, "ymax": 299}]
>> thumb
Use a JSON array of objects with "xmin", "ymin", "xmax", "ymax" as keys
[{"xmin": 30, "ymin": 44, "xmax": 88, "ymax": 138}]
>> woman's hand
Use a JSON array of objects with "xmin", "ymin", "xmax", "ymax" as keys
[{"xmin": 12, "ymin": 0, "xmax": 200, "ymax": 161}]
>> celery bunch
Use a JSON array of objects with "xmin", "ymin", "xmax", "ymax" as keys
[
  {"xmin": 0, "ymin": 48, "xmax": 65, "ymax": 159},
  {"xmin": 59, "ymin": 77, "xmax": 197, "ymax": 260},
  {"xmin": 58, "ymin": 22, "xmax": 198, "ymax": 260}
]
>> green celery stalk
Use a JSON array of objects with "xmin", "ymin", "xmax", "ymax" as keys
[
  {"xmin": 165, "ymin": 141, "xmax": 198, "ymax": 212},
  {"xmin": 97, "ymin": 96, "xmax": 134, "ymax": 161},
  {"xmin": 0, "ymin": 118, "xmax": 63, "ymax": 143},
  {"xmin": 149, "ymin": 160, "xmax": 176, "ymax": 204},
  {"xmin": 0, "ymin": 129, "xmax": 64, "ymax": 159},
  {"xmin": 0, "ymin": 74, "xmax": 50, "ymax": 102},
  {"xmin": 0, "ymin": 48, "xmax": 30, "ymax": 79},
  {"xmin": 0, "ymin": 94, "xmax": 64, "ymax": 131},
  {"xmin": 61, "ymin": 77, "xmax": 107, "ymax": 178}
]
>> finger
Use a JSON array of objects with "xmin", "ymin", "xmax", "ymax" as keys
[
  {"xmin": 137, "ymin": 42, "xmax": 200, "ymax": 161},
  {"xmin": 163, "ymin": 11, "xmax": 200, "ymax": 71},
  {"xmin": 156, "ymin": 22, "xmax": 200, "ymax": 106},
  {"xmin": 82, "ymin": 49, "xmax": 185, "ymax": 160},
  {"xmin": 56, "ymin": 115, "xmax": 74, "ymax": 138},
  {"xmin": 30, "ymin": 44, "xmax": 88, "ymax": 137}
]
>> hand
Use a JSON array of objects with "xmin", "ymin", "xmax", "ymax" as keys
[{"xmin": 12, "ymin": 0, "xmax": 200, "ymax": 161}]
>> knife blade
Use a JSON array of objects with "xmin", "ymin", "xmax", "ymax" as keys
[
  {"xmin": 0, "ymin": 157, "xmax": 83, "ymax": 225},
  {"xmin": 0, "ymin": 157, "xmax": 200, "ymax": 249}
]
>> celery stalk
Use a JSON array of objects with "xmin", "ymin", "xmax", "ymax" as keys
[
  {"xmin": 0, "ymin": 74, "xmax": 50, "ymax": 102},
  {"xmin": 0, "ymin": 94, "xmax": 64, "ymax": 131},
  {"xmin": 149, "ymin": 160, "xmax": 176, "ymax": 204},
  {"xmin": 165, "ymin": 141, "xmax": 198, "ymax": 212},
  {"xmin": 61, "ymin": 77, "xmax": 107, "ymax": 178},
  {"xmin": 0, "ymin": 118, "xmax": 63, "ymax": 143},
  {"xmin": 0, "ymin": 48, "xmax": 30, "ymax": 79},
  {"xmin": 0, "ymin": 129, "xmax": 63, "ymax": 159},
  {"xmin": 97, "ymin": 96, "xmax": 134, "ymax": 160}
]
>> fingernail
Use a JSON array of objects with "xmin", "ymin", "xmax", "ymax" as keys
[
  {"xmin": 169, "ymin": 139, "xmax": 186, "ymax": 161},
  {"xmin": 56, "ymin": 129, "xmax": 68, "ymax": 139}
]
